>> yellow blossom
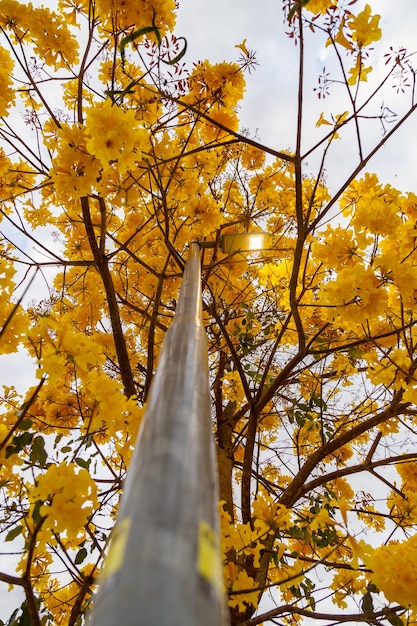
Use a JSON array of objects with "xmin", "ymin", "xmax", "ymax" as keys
[
  {"xmin": 348, "ymin": 4, "xmax": 381, "ymax": 48},
  {"xmin": 316, "ymin": 112, "xmax": 332, "ymax": 127},
  {"xmin": 186, "ymin": 60, "xmax": 246, "ymax": 110},
  {"xmin": 85, "ymin": 100, "xmax": 148, "ymax": 175},
  {"xmin": 304, "ymin": 0, "xmax": 335, "ymax": 15},
  {"xmin": 365, "ymin": 535, "xmax": 417, "ymax": 610},
  {"xmin": 30, "ymin": 464, "xmax": 99, "ymax": 539},
  {"xmin": 95, "ymin": 0, "xmax": 176, "ymax": 36},
  {"xmin": 330, "ymin": 567, "xmax": 367, "ymax": 608},
  {"xmin": 329, "ymin": 18, "xmax": 353, "ymax": 50},
  {"xmin": 0, "ymin": 46, "xmax": 15, "ymax": 117},
  {"xmin": 0, "ymin": 1, "xmax": 79, "ymax": 68},
  {"xmin": 235, "ymin": 39, "xmax": 249, "ymax": 56},
  {"xmin": 221, "ymin": 370, "xmax": 245, "ymax": 405},
  {"xmin": 228, "ymin": 568, "xmax": 259, "ymax": 612},
  {"xmin": 309, "ymin": 507, "xmax": 337, "ymax": 531},
  {"xmin": 347, "ymin": 55, "xmax": 373, "ymax": 85},
  {"xmin": 252, "ymin": 493, "xmax": 292, "ymax": 531},
  {"xmin": 49, "ymin": 124, "xmax": 102, "ymax": 200}
]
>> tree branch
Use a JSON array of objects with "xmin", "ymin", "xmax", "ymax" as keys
[{"xmin": 80, "ymin": 196, "xmax": 136, "ymax": 397}]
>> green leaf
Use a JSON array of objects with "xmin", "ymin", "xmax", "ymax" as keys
[
  {"xmin": 32, "ymin": 500, "xmax": 44, "ymax": 525},
  {"xmin": 30, "ymin": 436, "xmax": 47, "ymax": 468},
  {"xmin": 84, "ymin": 434, "xmax": 94, "ymax": 448},
  {"xmin": 349, "ymin": 346, "xmax": 364, "ymax": 359},
  {"xmin": 6, "ymin": 609, "xmax": 19, "ymax": 626},
  {"xmin": 75, "ymin": 547, "xmax": 88, "ymax": 565},
  {"xmin": 75, "ymin": 457, "xmax": 90, "ymax": 470},
  {"xmin": 311, "ymin": 394, "xmax": 327, "ymax": 410},
  {"xmin": 105, "ymin": 81, "xmax": 138, "ymax": 104},
  {"xmin": 295, "ymin": 411, "xmax": 306, "ymax": 426},
  {"xmin": 5, "ymin": 525, "xmax": 23, "ymax": 542},
  {"xmin": 388, "ymin": 615, "xmax": 404, "ymax": 626},
  {"xmin": 18, "ymin": 602, "xmax": 31, "ymax": 626},
  {"xmin": 361, "ymin": 591, "xmax": 374, "ymax": 618},
  {"xmin": 288, "ymin": 0, "xmax": 311, "ymax": 21},
  {"xmin": 162, "ymin": 37, "xmax": 188, "ymax": 65},
  {"xmin": 120, "ymin": 24, "xmax": 161, "ymax": 65},
  {"xmin": 18, "ymin": 419, "xmax": 32, "ymax": 431},
  {"xmin": 5, "ymin": 432, "xmax": 33, "ymax": 458}
]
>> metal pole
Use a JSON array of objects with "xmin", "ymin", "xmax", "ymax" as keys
[{"xmin": 88, "ymin": 242, "xmax": 229, "ymax": 626}]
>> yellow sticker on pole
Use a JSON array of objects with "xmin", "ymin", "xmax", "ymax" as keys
[
  {"xmin": 101, "ymin": 517, "xmax": 131, "ymax": 582},
  {"xmin": 198, "ymin": 520, "xmax": 224, "ymax": 596}
]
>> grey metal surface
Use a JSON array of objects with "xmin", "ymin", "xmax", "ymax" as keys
[{"xmin": 88, "ymin": 243, "xmax": 229, "ymax": 626}]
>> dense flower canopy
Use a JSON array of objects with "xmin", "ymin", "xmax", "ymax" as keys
[{"xmin": 1, "ymin": 1, "xmax": 417, "ymax": 625}]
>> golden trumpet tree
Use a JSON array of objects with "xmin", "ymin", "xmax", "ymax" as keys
[{"xmin": 1, "ymin": 0, "xmax": 417, "ymax": 624}]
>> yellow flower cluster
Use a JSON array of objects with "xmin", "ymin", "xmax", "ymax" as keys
[
  {"xmin": 330, "ymin": 568, "xmax": 367, "ymax": 609},
  {"xmin": 388, "ymin": 462, "xmax": 417, "ymax": 527},
  {"xmin": 271, "ymin": 561, "xmax": 304, "ymax": 594},
  {"xmin": 33, "ymin": 316, "xmax": 106, "ymax": 382},
  {"xmin": 220, "ymin": 502, "xmax": 269, "ymax": 570},
  {"xmin": 319, "ymin": 4, "xmax": 382, "ymax": 84},
  {"xmin": 221, "ymin": 370, "xmax": 246, "ymax": 405},
  {"xmin": 224, "ymin": 564, "xmax": 259, "ymax": 613},
  {"xmin": 187, "ymin": 60, "xmax": 245, "ymax": 107},
  {"xmin": 26, "ymin": 312, "xmax": 143, "ymax": 441},
  {"xmin": 0, "ymin": 46, "xmax": 15, "ymax": 117},
  {"xmin": 365, "ymin": 535, "xmax": 417, "ymax": 610},
  {"xmin": 0, "ymin": 256, "xmax": 28, "ymax": 354},
  {"xmin": 58, "ymin": 0, "xmax": 90, "ymax": 26},
  {"xmin": 0, "ymin": 149, "xmax": 36, "ymax": 202},
  {"xmin": 85, "ymin": 100, "xmax": 149, "ymax": 175},
  {"xmin": 95, "ymin": 0, "xmax": 176, "ymax": 35},
  {"xmin": 309, "ymin": 172, "xmax": 417, "ymax": 344},
  {"xmin": 312, "ymin": 225, "xmax": 357, "ymax": 270},
  {"xmin": 341, "ymin": 172, "xmax": 398, "ymax": 233},
  {"xmin": 185, "ymin": 61, "xmax": 246, "ymax": 138},
  {"xmin": 48, "ymin": 101, "xmax": 150, "ymax": 201},
  {"xmin": 49, "ymin": 124, "xmax": 102, "ymax": 200},
  {"xmin": 258, "ymin": 261, "xmax": 292, "ymax": 312},
  {"xmin": 42, "ymin": 578, "xmax": 88, "ymax": 625},
  {"xmin": 0, "ymin": 0, "xmax": 79, "ymax": 69},
  {"xmin": 346, "ymin": 5, "xmax": 381, "ymax": 84},
  {"xmin": 219, "ymin": 505, "xmax": 261, "ymax": 611},
  {"xmin": 28, "ymin": 464, "xmax": 99, "ymax": 549},
  {"xmin": 218, "ymin": 495, "xmax": 290, "ymax": 611},
  {"xmin": 322, "ymin": 264, "xmax": 387, "ymax": 325},
  {"xmin": 252, "ymin": 492, "xmax": 292, "ymax": 531}
]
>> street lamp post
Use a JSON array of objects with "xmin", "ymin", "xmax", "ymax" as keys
[
  {"xmin": 88, "ymin": 233, "xmax": 272, "ymax": 626},
  {"xmin": 89, "ymin": 242, "xmax": 228, "ymax": 626}
]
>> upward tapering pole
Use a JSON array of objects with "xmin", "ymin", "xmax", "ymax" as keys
[{"xmin": 88, "ymin": 242, "xmax": 229, "ymax": 626}]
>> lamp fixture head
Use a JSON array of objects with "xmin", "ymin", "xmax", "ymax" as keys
[{"xmin": 219, "ymin": 232, "xmax": 275, "ymax": 254}]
